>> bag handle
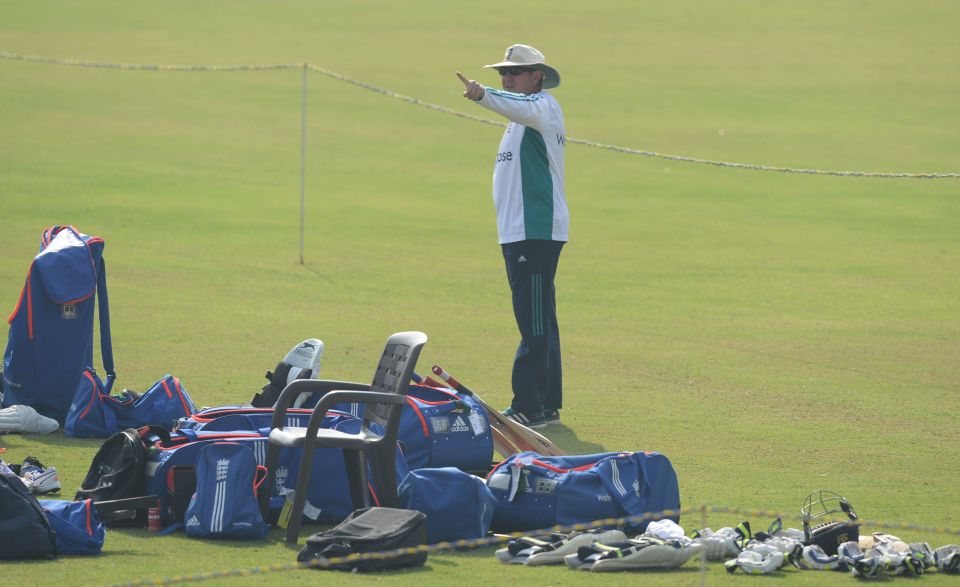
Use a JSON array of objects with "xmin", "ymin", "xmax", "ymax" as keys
[{"xmin": 253, "ymin": 465, "xmax": 269, "ymax": 496}]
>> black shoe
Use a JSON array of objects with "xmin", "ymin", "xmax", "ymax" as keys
[
  {"xmin": 543, "ymin": 409, "xmax": 560, "ymax": 425},
  {"xmin": 501, "ymin": 407, "xmax": 546, "ymax": 429}
]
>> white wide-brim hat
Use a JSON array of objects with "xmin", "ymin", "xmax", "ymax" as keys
[{"xmin": 484, "ymin": 44, "xmax": 560, "ymax": 89}]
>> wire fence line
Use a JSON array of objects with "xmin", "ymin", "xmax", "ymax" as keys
[{"xmin": 4, "ymin": 50, "xmax": 958, "ymax": 180}]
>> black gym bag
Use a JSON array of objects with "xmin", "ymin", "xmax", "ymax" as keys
[{"xmin": 297, "ymin": 507, "xmax": 428, "ymax": 572}]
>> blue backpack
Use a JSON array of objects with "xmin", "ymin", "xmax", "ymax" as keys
[
  {"xmin": 2, "ymin": 226, "xmax": 114, "ymax": 423},
  {"xmin": 184, "ymin": 442, "xmax": 269, "ymax": 540}
]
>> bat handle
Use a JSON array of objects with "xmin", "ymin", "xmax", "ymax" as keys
[
  {"xmin": 412, "ymin": 372, "xmax": 446, "ymax": 388},
  {"xmin": 431, "ymin": 365, "xmax": 475, "ymax": 396}
]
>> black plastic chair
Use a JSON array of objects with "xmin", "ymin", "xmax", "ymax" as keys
[{"xmin": 263, "ymin": 331, "xmax": 427, "ymax": 544}]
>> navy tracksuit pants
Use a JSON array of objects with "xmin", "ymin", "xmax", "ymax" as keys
[{"xmin": 501, "ymin": 239, "xmax": 564, "ymax": 415}]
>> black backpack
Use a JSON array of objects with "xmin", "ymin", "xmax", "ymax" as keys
[
  {"xmin": 0, "ymin": 470, "xmax": 57, "ymax": 559},
  {"xmin": 75, "ymin": 427, "xmax": 165, "ymax": 526},
  {"xmin": 297, "ymin": 507, "xmax": 428, "ymax": 572}
]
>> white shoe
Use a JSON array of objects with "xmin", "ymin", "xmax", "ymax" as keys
[{"xmin": 20, "ymin": 457, "xmax": 61, "ymax": 494}]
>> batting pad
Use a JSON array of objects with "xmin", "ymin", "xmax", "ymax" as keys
[
  {"xmin": 495, "ymin": 534, "xmax": 554, "ymax": 564},
  {"xmin": 525, "ymin": 529, "xmax": 628, "ymax": 566},
  {"xmin": 0, "ymin": 404, "xmax": 59, "ymax": 434},
  {"xmin": 564, "ymin": 537, "xmax": 699, "ymax": 571}
]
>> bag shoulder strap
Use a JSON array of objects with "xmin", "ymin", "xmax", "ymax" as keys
[{"xmin": 95, "ymin": 256, "xmax": 116, "ymax": 393}]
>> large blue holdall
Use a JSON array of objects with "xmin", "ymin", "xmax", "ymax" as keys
[
  {"xmin": 486, "ymin": 451, "xmax": 680, "ymax": 534},
  {"xmin": 399, "ymin": 467, "xmax": 498, "ymax": 544}
]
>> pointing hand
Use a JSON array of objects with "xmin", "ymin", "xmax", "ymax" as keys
[{"xmin": 457, "ymin": 71, "xmax": 485, "ymax": 101}]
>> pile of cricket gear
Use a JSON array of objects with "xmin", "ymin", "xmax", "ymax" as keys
[
  {"xmin": 496, "ymin": 518, "xmax": 960, "ymax": 577},
  {"xmin": 720, "ymin": 519, "xmax": 959, "ymax": 578}
]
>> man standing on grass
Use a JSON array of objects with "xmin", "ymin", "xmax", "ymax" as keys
[{"xmin": 457, "ymin": 44, "xmax": 568, "ymax": 430}]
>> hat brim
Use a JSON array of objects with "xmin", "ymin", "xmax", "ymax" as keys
[{"xmin": 484, "ymin": 61, "xmax": 560, "ymax": 89}]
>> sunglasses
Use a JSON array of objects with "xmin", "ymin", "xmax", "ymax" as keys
[{"xmin": 497, "ymin": 67, "xmax": 535, "ymax": 76}]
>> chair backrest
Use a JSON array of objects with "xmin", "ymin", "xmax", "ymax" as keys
[{"xmin": 365, "ymin": 331, "xmax": 428, "ymax": 429}]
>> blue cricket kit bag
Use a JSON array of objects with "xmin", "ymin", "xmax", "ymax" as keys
[
  {"xmin": 66, "ymin": 373, "xmax": 197, "ymax": 438},
  {"xmin": 322, "ymin": 383, "xmax": 494, "ymax": 472},
  {"xmin": 398, "ymin": 467, "xmax": 498, "ymax": 544},
  {"xmin": 486, "ymin": 451, "xmax": 680, "ymax": 534},
  {"xmin": 184, "ymin": 442, "xmax": 269, "ymax": 540},
  {"xmin": 41, "ymin": 498, "xmax": 107, "ymax": 555},
  {"xmin": 3, "ymin": 226, "xmax": 115, "ymax": 423}
]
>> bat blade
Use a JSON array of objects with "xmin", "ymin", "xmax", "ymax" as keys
[
  {"xmin": 489, "ymin": 424, "xmax": 522, "ymax": 458},
  {"xmin": 479, "ymin": 399, "xmax": 566, "ymax": 456}
]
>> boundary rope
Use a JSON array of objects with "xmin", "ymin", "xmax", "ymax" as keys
[
  {"xmin": 3, "ymin": 50, "xmax": 957, "ymax": 180},
  {"xmin": 99, "ymin": 504, "xmax": 960, "ymax": 587}
]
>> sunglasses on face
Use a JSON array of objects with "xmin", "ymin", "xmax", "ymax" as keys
[{"xmin": 497, "ymin": 67, "xmax": 535, "ymax": 76}]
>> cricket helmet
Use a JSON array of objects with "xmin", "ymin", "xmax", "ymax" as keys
[{"xmin": 801, "ymin": 489, "xmax": 859, "ymax": 555}]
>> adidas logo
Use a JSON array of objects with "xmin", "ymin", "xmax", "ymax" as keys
[
  {"xmin": 186, "ymin": 515, "xmax": 200, "ymax": 527},
  {"xmin": 451, "ymin": 416, "xmax": 469, "ymax": 433},
  {"xmin": 517, "ymin": 255, "xmax": 527, "ymax": 263}
]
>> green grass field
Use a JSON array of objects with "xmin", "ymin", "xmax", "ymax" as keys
[{"xmin": 1, "ymin": 1, "xmax": 958, "ymax": 584}]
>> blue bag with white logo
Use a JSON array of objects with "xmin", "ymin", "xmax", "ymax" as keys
[
  {"xmin": 184, "ymin": 442, "xmax": 269, "ymax": 540},
  {"xmin": 486, "ymin": 451, "xmax": 680, "ymax": 534},
  {"xmin": 2, "ymin": 226, "xmax": 114, "ymax": 423},
  {"xmin": 145, "ymin": 415, "xmax": 410, "ymax": 527},
  {"xmin": 331, "ymin": 384, "xmax": 493, "ymax": 472},
  {"xmin": 399, "ymin": 467, "xmax": 497, "ymax": 544},
  {"xmin": 41, "ymin": 498, "xmax": 107, "ymax": 555}
]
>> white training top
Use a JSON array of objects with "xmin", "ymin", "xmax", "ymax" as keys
[{"xmin": 476, "ymin": 88, "xmax": 568, "ymax": 244}]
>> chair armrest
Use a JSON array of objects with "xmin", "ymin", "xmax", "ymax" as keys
[
  {"xmin": 304, "ymin": 390, "xmax": 406, "ymax": 438},
  {"xmin": 314, "ymin": 390, "xmax": 405, "ymax": 413},
  {"xmin": 290, "ymin": 380, "xmax": 370, "ymax": 408},
  {"xmin": 269, "ymin": 379, "xmax": 368, "ymax": 431}
]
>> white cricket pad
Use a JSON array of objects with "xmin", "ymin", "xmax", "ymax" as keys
[
  {"xmin": 524, "ymin": 530, "xmax": 628, "ymax": 566},
  {"xmin": 0, "ymin": 404, "xmax": 59, "ymax": 434}
]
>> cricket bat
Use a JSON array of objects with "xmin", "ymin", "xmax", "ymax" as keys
[{"xmin": 431, "ymin": 365, "xmax": 566, "ymax": 457}]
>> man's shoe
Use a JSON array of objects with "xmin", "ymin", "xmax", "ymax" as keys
[
  {"xmin": 20, "ymin": 456, "xmax": 61, "ymax": 494},
  {"xmin": 501, "ymin": 407, "xmax": 546, "ymax": 429},
  {"xmin": 543, "ymin": 409, "xmax": 561, "ymax": 425}
]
